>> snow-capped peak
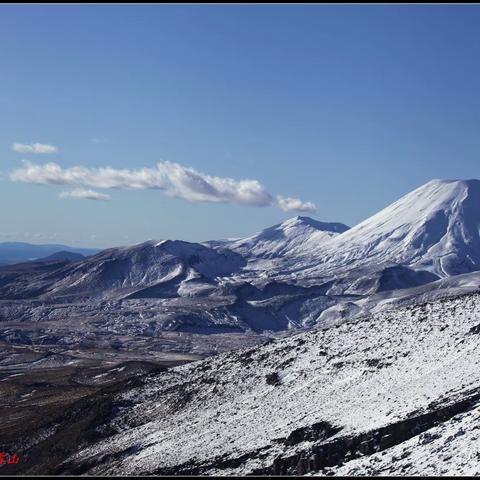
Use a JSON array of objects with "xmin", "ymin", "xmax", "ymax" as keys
[{"xmin": 309, "ymin": 178, "xmax": 480, "ymax": 277}]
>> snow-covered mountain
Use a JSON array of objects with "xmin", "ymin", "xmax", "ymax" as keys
[
  {"xmin": 0, "ymin": 240, "xmax": 245, "ymax": 300},
  {"xmin": 303, "ymin": 179, "xmax": 480, "ymax": 278},
  {"xmin": 204, "ymin": 179, "xmax": 480, "ymax": 289}
]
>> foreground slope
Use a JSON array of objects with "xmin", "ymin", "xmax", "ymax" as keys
[{"xmin": 33, "ymin": 291, "xmax": 480, "ymax": 476}]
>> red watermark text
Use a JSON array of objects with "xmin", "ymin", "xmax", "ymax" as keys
[{"xmin": 0, "ymin": 452, "xmax": 20, "ymax": 465}]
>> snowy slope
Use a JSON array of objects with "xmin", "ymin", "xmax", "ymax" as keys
[
  {"xmin": 331, "ymin": 403, "xmax": 480, "ymax": 476},
  {"xmin": 302, "ymin": 179, "xmax": 480, "ymax": 278},
  {"xmin": 55, "ymin": 291, "xmax": 480, "ymax": 475},
  {"xmin": 54, "ymin": 239, "xmax": 247, "ymax": 298}
]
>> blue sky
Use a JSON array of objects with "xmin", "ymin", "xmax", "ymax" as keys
[{"xmin": 2, "ymin": 4, "xmax": 480, "ymax": 247}]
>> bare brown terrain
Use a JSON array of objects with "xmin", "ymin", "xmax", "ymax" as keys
[{"xmin": 0, "ymin": 342, "xmax": 201, "ymax": 474}]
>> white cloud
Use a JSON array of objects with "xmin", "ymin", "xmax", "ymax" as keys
[
  {"xmin": 10, "ymin": 160, "xmax": 316, "ymax": 212},
  {"xmin": 12, "ymin": 143, "xmax": 59, "ymax": 154},
  {"xmin": 59, "ymin": 188, "xmax": 111, "ymax": 201},
  {"xmin": 277, "ymin": 195, "xmax": 317, "ymax": 213},
  {"xmin": 10, "ymin": 160, "xmax": 168, "ymax": 190},
  {"xmin": 159, "ymin": 161, "xmax": 272, "ymax": 206}
]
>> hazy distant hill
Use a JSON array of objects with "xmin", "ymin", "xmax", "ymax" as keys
[{"xmin": 0, "ymin": 242, "xmax": 98, "ymax": 265}]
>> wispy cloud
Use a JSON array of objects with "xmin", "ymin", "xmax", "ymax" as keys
[
  {"xmin": 10, "ymin": 161, "xmax": 168, "ymax": 189},
  {"xmin": 277, "ymin": 195, "xmax": 317, "ymax": 213},
  {"xmin": 59, "ymin": 188, "xmax": 111, "ymax": 201},
  {"xmin": 12, "ymin": 143, "xmax": 59, "ymax": 154},
  {"xmin": 10, "ymin": 160, "xmax": 316, "ymax": 213}
]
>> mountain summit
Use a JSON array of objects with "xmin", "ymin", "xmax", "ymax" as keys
[{"xmin": 227, "ymin": 216, "xmax": 350, "ymax": 259}]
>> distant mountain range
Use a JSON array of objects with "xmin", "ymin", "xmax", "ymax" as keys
[
  {"xmin": 1, "ymin": 179, "xmax": 480, "ymax": 335},
  {"xmin": 0, "ymin": 242, "xmax": 99, "ymax": 265}
]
